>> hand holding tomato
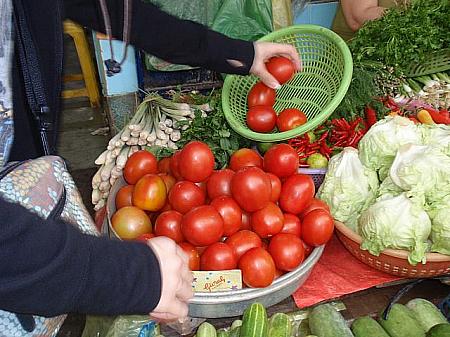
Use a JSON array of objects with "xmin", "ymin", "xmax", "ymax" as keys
[
  {"xmin": 147, "ymin": 237, "xmax": 194, "ymax": 321},
  {"xmin": 250, "ymin": 42, "xmax": 302, "ymax": 89}
]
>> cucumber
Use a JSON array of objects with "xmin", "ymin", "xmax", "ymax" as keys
[
  {"xmin": 297, "ymin": 319, "xmax": 312, "ymax": 337},
  {"xmin": 217, "ymin": 328, "xmax": 230, "ymax": 337},
  {"xmin": 426, "ymin": 323, "xmax": 450, "ymax": 337},
  {"xmin": 309, "ymin": 303, "xmax": 354, "ymax": 337},
  {"xmin": 351, "ymin": 316, "xmax": 390, "ymax": 337},
  {"xmin": 406, "ymin": 299, "xmax": 448, "ymax": 332},
  {"xmin": 197, "ymin": 322, "xmax": 217, "ymax": 337},
  {"xmin": 240, "ymin": 303, "xmax": 268, "ymax": 337},
  {"xmin": 378, "ymin": 303, "xmax": 426, "ymax": 337},
  {"xmin": 229, "ymin": 327, "xmax": 241, "ymax": 337},
  {"xmin": 231, "ymin": 320, "xmax": 243, "ymax": 330},
  {"xmin": 268, "ymin": 313, "xmax": 292, "ymax": 337}
]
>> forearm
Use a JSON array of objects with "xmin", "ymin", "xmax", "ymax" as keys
[
  {"xmin": 63, "ymin": 0, "xmax": 254, "ymax": 74},
  {"xmin": 341, "ymin": 0, "xmax": 385, "ymax": 31},
  {"xmin": 0, "ymin": 197, "xmax": 161, "ymax": 316}
]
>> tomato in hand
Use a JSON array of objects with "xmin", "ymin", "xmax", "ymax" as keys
[
  {"xmin": 263, "ymin": 144, "xmax": 299, "ymax": 178},
  {"xmin": 133, "ymin": 174, "xmax": 167, "ymax": 212},
  {"xmin": 301, "ymin": 209, "xmax": 334, "ymax": 246},
  {"xmin": 300, "ymin": 198, "xmax": 330, "ymax": 219},
  {"xmin": 229, "ymin": 148, "xmax": 263, "ymax": 171},
  {"xmin": 225, "ymin": 230, "xmax": 262, "ymax": 260},
  {"xmin": 200, "ymin": 242, "xmax": 237, "ymax": 271},
  {"xmin": 179, "ymin": 141, "xmax": 215, "ymax": 182},
  {"xmin": 276, "ymin": 108, "xmax": 307, "ymax": 132},
  {"xmin": 279, "ymin": 174, "xmax": 315, "ymax": 214},
  {"xmin": 206, "ymin": 169, "xmax": 234, "ymax": 199},
  {"xmin": 231, "ymin": 166, "xmax": 271, "ymax": 212},
  {"xmin": 239, "ymin": 247, "xmax": 275, "ymax": 288},
  {"xmin": 268, "ymin": 233, "xmax": 305, "ymax": 271},
  {"xmin": 280, "ymin": 213, "xmax": 302, "ymax": 237},
  {"xmin": 112, "ymin": 206, "xmax": 152, "ymax": 240},
  {"xmin": 181, "ymin": 205, "xmax": 224, "ymax": 247},
  {"xmin": 115, "ymin": 184, "xmax": 134, "ymax": 209},
  {"xmin": 158, "ymin": 174, "xmax": 176, "ymax": 194},
  {"xmin": 169, "ymin": 151, "xmax": 183, "ymax": 181},
  {"xmin": 267, "ymin": 173, "xmax": 281, "ymax": 202},
  {"xmin": 157, "ymin": 157, "xmax": 172, "ymax": 175},
  {"xmin": 154, "ymin": 210, "xmax": 184, "ymax": 243},
  {"xmin": 124, "ymin": 150, "xmax": 158, "ymax": 184},
  {"xmin": 247, "ymin": 82, "xmax": 276, "ymax": 108},
  {"xmin": 247, "ymin": 106, "xmax": 277, "ymax": 133},
  {"xmin": 266, "ymin": 56, "xmax": 295, "ymax": 84},
  {"xmin": 179, "ymin": 242, "xmax": 200, "ymax": 270},
  {"xmin": 168, "ymin": 181, "xmax": 206, "ymax": 214},
  {"xmin": 210, "ymin": 196, "xmax": 242, "ymax": 237},
  {"xmin": 251, "ymin": 202, "xmax": 284, "ymax": 238}
]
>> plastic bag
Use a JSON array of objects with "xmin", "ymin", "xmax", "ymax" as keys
[
  {"xmin": 272, "ymin": 0, "xmax": 293, "ymax": 29},
  {"xmin": 144, "ymin": 0, "xmax": 273, "ymax": 71},
  {"xmin": 82, "ymin": 315, "xmax": 158, "ymax": 337}
]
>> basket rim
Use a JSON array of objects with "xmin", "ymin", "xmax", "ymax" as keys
[
  {"xmin": 222, "ymin": 24, "xmax": 354, "ymax": 142},
  {"xmin": 334, "ymin": 220, "xmax": 450, "ymax": 262}
]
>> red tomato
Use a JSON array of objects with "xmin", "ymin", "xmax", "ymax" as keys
[
  {"xmin": 158, "ymin": 157, "xmax": 172, "ymax": 175},
  {"xmin": 241, "ymin": 211, "xmax": 252, "ymax": 230},
  {"xmin": 154, "ymin": 210, "xmax": 184, "ymax": 243},
  {"xmin": 238, "ymin": 247, "xmax": 275, "ymax": 288},
  {"xmin": 280, "ymin": 213, "xmax": 302, "ymax": 237},
  {"xmin": 263, "ymin": 144, "xmax": 299, "ymax": 178},
  {"xmin": 179, "ymin": 141, "xmax": 215, "ymax": 182},
  {"xmin": 300, "ymin": 198, "xmax": 330, "ymax": 219},
  {"xmin": 210, "ymin": 196, "xmax": 242, "ymax": 237},
  {"xmin": 231, "ymin": 166, "xmax": 272, "ymax": 212},
  {"xmin": 135, "ymin": 233, "xmax": 155, "ymax": 243},
  {"xmin": 158, "ymin": 174, "xmax": 176, "ymax": 194},
  {"xmin": 247, "ymin": 106, "xmax": 277, "ymax": 133},
  {"xmin": 169, "ymin": 151, "xmax": 183, "ymax": 181},
  {"xmin": 195, "ymin": 181, "xmax": 208, "ymax": 195},
  {"xmin": 181, "ymin": 205, "xmax": 224, "ymax": 246},
  {"xmin": 206, "ymin": 169, "xmax": 234, "ymax": 199},
  {"xmin": 179, "ymin": 242, "xmax": 200, "ymax": 271},
  {"xmin": 247, "ymin": 82, "xmax": 276, "ymax": 108},
  {"xmin": 225, "ymin": 230, "xmax": 262, "ymax": 260},
  {"xmin": 115, "ymin": 185, "xmax": 134, "ymax": 209},
  {"xmin": 196, "ymin": 246, "xmax": 208, "ymax": 256},
  {"xmin": 111, "ymin": 206, "xmax": 152, "ymax": 240},
  {"xmin": 123, "ymin": 150, "xmax": 158, "ymax": 184},
  {"xmin": 266, "ymin": 56, "xmax": 295, "ymax": 84},
  {"xmin": 168, "ymin": 181, "xmax": 206, "ymax": 214},
  {"xmin": 267, "ymin": 173, "xmax": 281, "ymax": 202},
  {"xmin": 229, "ymin": 149, "xmax": 263, "ymax": 171},
  {"xmin": 200, "ymin": 242, "xmax": 237, "ymax": 271},
  {"xmin": 133, "ymin": 174, "xmax": 167, "ymax": 212},
  {"xmin": 268, "ymin": 233, "xmax": 305, "ymax": 271},
  {"xmin": 279, "ymin": 174, "xmax": 315, "ymax": 214},
  {"xmin": 276, "ymin": 108, "xmax": 307, "ymax": 132},
  {"xmin": 301, "ymin": 209, "xmax": 334, "ymax": 246},
  {"xmin": 251, "ymin": 202, "xmax": 284, "ymax": 238}
]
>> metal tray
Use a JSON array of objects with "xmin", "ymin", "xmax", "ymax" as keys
[{"xmin": 106, "ymin": 177, "xmax": 324, "ymax": 318}]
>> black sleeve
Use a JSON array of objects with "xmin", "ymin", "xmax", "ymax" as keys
[
  {"xmin": 0, "ymin": 197, "xmax": 161, "ymax": 317},
  {"xmin": 63, "ymin": 0, "xmax": 255, "ymax": 75}
]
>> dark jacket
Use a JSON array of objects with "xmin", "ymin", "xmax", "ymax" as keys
[{"xmin": 1, "ymin": 0, "xmax": 253, "ymax": 316}]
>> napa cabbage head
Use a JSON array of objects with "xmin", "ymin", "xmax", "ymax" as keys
[
  {"xmin": 419, "ymin": 124, "xmax": 450, "ymax": 156},
  {"xmin": 358, "ymin": 116, "xmax": 422, "ymax": 180},
  {"xmin": 358, "ymin": 193, "xmax": 431, "ymax": 265},
  {"xmin": 317, "ymin": 147, "xmax": 379, "ymax": 232},
  {"xmin": 389, "ymin": 144, "xmax": 450, "ymax": 205}
]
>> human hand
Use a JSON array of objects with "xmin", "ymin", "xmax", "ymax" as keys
[
  {"xmin": 250, "ymin": 42, "xmax": 302, "ymax": 89},
  {"xmin": 147, "ymin": 237, "xmax": 194, "ymax": 322}
]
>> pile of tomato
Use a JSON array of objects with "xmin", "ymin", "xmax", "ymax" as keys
[
  {"xmin": 111, "ymin": 141, "xmax": 334, "ymax": 288},
  {"xmin": 246, "ymin": 57, "xmax": 308, "ymax": 133}
]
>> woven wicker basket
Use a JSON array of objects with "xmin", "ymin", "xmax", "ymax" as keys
[{"xmin": 334, "ymin": 221, "xmax": 450, "ymax": 278}]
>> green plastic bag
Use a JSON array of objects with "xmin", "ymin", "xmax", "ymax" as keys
[{"xmin": 144, "ymin": 0, "xmax": 273, "ymax": 71}]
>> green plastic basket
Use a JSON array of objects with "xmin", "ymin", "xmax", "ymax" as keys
[{"xmin": 222, "ymin": 25, "xmax": 353, "ymax": 142}]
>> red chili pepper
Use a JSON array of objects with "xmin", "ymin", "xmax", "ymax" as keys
[
  {"xmin": 365, "ymin": 106, "xmax": 377, "ymax": 128},
  {"xmin": 426, "ymin": 109, "xmax": 450, "ymax": 124},
  {"xmin": 318, "ymin": 131, "xmax": 329, "ymax": 142}
]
